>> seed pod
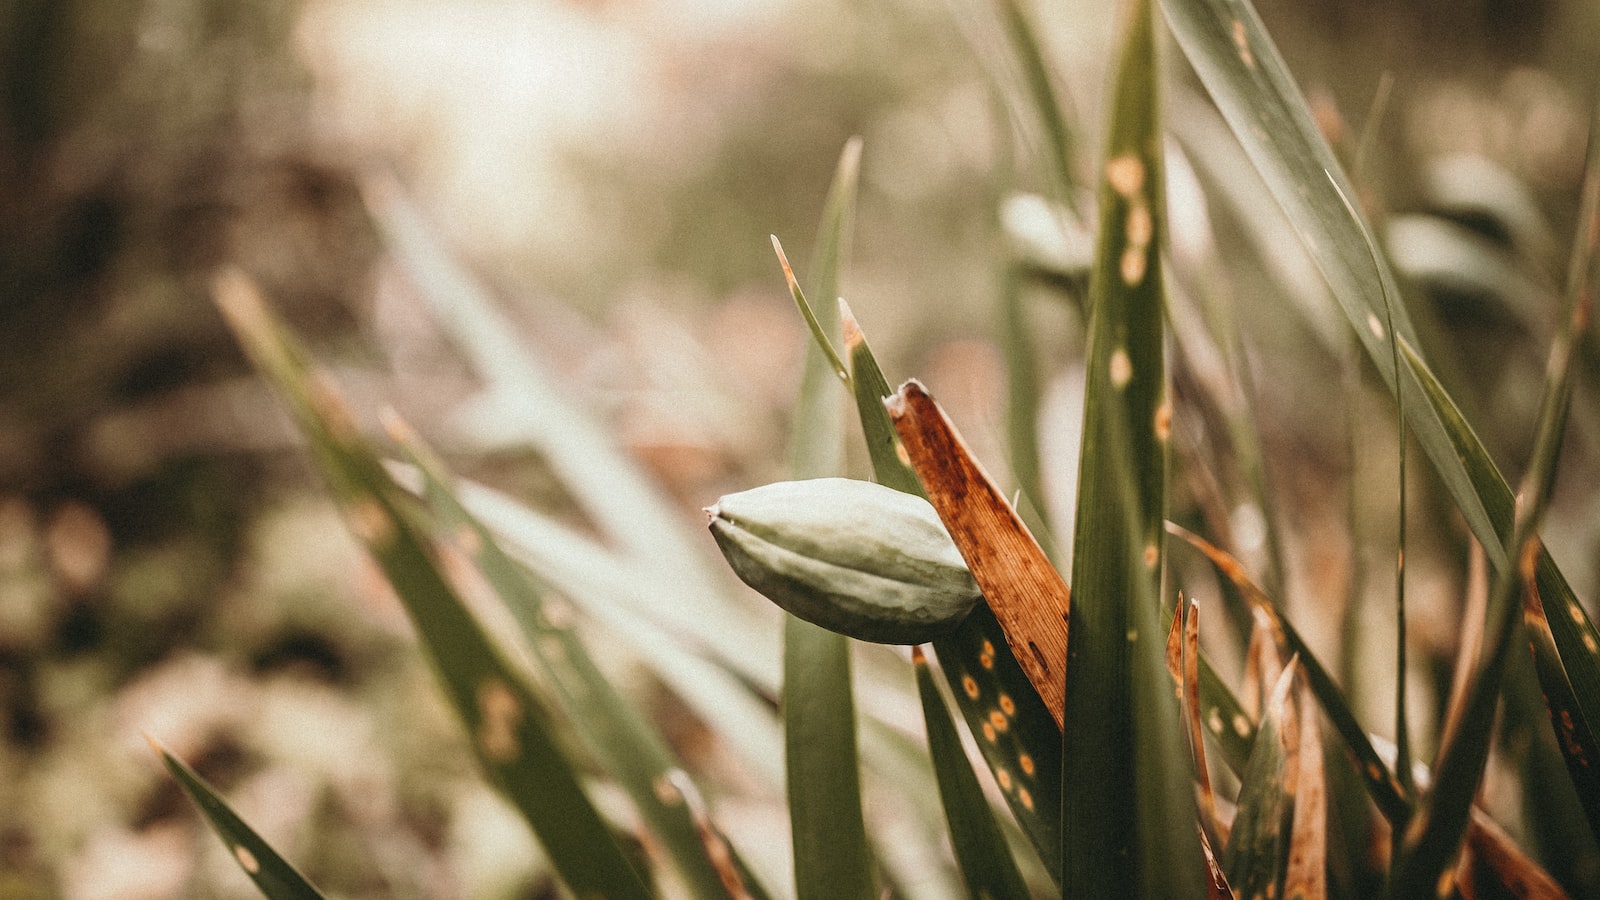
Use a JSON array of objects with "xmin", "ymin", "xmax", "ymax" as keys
[{"xmin": 706, "ymin": 477, "xmax": 981, "ymax": 644}]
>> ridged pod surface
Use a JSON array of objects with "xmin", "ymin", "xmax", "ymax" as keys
[{"xmin": 708, "ymin": 478, "xmax": 981, "ymax": 644}]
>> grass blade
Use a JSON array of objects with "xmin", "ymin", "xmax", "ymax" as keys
[
  {"xmin": 1156, "ymin": 0, "xmax": 1496, "ymax": 563},
  {"xmin": 1161, "ymin": 0, "xmax": 1600, "ymax": 812},
  {"xmin": 1284, "ymin": 677, "xmax": 1328, "ymax": 900},
  {"xmin": 387, "ymin": 415, "xmax": 769, "ymax": 900},
  {"xmin": 781, "ymin": 139, "xmax": 876, "ymax": 900},
  {"xmin": 997, "ymin": 267, "xmax": 1055, "ymax": 545},
  {"xmin": 364, "ymin": 178, "xmax": 719, "ymax": 601},
  {"xmin": 213, "ymin": 271, "xmax": 653, "ymax": 900},
  {"xmin": 1055, "ymin": 0, "xmax": 1205, "ymax": 894},
  {"xmin": 452, "ymin": 479, "xmax": 787, "ymax": 788},
  {"xmin": 784, "ymin": 616, "xmax": 875, "ymax": 900},
  {"xmin": 1519, "ymin": 119, "xmax": 1600, "ymax": 842},
  {"xmin": 994, "ymin": 0, "xmax": 1080, "ymax": 208},
  {"xmin": 1465, "ymin": 809, "xmax": 1569, "ymax": 900},
  {"xmin": 1176, "ymin": 600, "xmax": 1225, "ymax": 848},
  {"xmin": 1222, "ymin": 661, "xmax": 1299, "ymax": 898},
  {"xmin": 1389, "ymin": 117, "xmax": 1596, "ymax": 896},
  {"xmin": 153, "ymin": 739, "xmax": 328, "ymax": 900},
  {"xmin": 913, "ymin": 647, "xmax": 1031, "ymax": 899}
]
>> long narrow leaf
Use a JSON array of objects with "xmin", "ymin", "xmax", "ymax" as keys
[
  {"xmin": 781, "ymin": 140, "xmax": 876, "ymax": 900},
  {"xmin": 994, "ymin": 0, "xmax": 1080, "ymax": 209},
  {"xmin": 1057, "ymin": 0, "xmax": 1204, "ymax": 895},
  {"xmin": 913, "ymin": 647, "xmax": 1031, "ymax": 899},
  {"xmin": 364, "ymin": 177, "xmax": 723, "ymax": 603},
  {"xmin": 388, "ymin": 416, "xmax": 767, "ymax": 900},
  {"xmin": 1520, "ymin": 120, "xmax": 1600, "ymax": 841},
  {"xmin": 153, "ymin": 739, "xmax": 327, "ymax": 900},
  {"xmin": 213, "ymin": 271, "xmax": 653, "ymax": 900},
  {"xmin": 1389, "ymin": 125, "xmax": 1596, "ymax": 896},
  {"xmin": 1223, "ymin": 661, "xmax": 1299, "ymax": 897},
  {"xmin": 451, "ymin": 478, "xmax": 787, "ymax": 787}
]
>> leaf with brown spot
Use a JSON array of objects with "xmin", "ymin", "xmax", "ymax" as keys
[{"xmin": 886, "ymin": 379, "xmax": 1071, "ymax": 726}]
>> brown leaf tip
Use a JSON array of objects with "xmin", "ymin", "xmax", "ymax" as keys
[
  {"xmin": 770, "ymin": 236, "xmax": 799, "ymax": 289},
  {"xmin": 884, "ymin": 378, "xmax": 929, "ymax": 419}
]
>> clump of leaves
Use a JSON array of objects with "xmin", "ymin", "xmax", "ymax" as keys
[{"xmin": 156, "ymin": 0, "xmax": 1600, "ymax": 897}]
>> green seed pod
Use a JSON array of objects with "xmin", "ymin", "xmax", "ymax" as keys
[{"xmin": 706, "ymin": 477, "xmax": 981, "ymax": 644}]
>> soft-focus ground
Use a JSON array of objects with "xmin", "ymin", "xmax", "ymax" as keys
[{"xmin": 3, "ymin": 0, "xmax": 1598, "ymax": 897}]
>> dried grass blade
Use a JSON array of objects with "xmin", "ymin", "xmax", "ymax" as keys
[
  {"xmin": 887, "ymin": 379, "xmax": 1071, "ymax": 724},
  {"xmin": 1465, "ymin": 808, "xmax": 1569, "ymax": 900},
  {"xmin": 1185, "ymin": 600, "xmax": 1225, "ymax": 848},
  {"xmin": 1284, "ymin": 682, "xmax": 1328, "ymax": 900},
  {"xmin": 1167, "ymin": 521, "xmax": 1408, "ymax": 825}
]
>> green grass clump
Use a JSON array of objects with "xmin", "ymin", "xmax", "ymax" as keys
[{"xmin": 156, "ymin": 0, "xmax": 1600, "ymax": 896}]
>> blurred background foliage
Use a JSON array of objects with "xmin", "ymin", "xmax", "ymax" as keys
[{"xmin": 0, "ymin": 0, "xmax": 1597, "ymax": 897}]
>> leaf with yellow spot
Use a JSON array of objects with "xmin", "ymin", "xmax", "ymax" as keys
[
  {"xmin": 152, "ymin": 738, "xmax": 328, "ymax": 900},
  {"xmin": 914, "ymin": 647, "xmax": 1031, "ymax": 899},
  {"xmin": 214, "ymin": 271, "xmax": 653, "ymax": 900},
  {"xmin": 390, "ymin": 415, "xmax": 771, "ymax": 900},
  {"xmin": 1054, "ymin": 0, "xmax": 1204, "ymax": 895}
]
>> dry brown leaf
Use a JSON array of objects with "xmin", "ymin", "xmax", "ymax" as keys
[
  {"xmin": 1186, "ymin": 599, "xmax": 1225, "ymax": 848},
  {"xmin": 1284, "ymin": 681, "xmax": 1327, "ymax": 900},
  {"xmin": 886, "ymin": 379, "xmax": 1072, "ymax": 726},
  {"xmin": 1464, "ymin": 808, "xmax": 1569, "ymax": 900}
]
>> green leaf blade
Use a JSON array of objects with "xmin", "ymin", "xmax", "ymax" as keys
[
  {"xmin": 213, "ymin": 272, "xmax": 653, "ymax": 900},
  {"xmin": 913, "ymin": 647, "xmax": 1031, "ymax": 900},
  {"xmin": 842, "ymin": 307, "xmax": 1066, "ymax": 881},
  {"xmin": 156, "ymin": 742, "xmax": 328, "ymax": 900},
  {"xmin": 1060, "ymin": 1, "xmax": 1205, "ymax": 896},
  {"xmin": 782, "ymin": 139, "xmax": 876, "ymax": 900},
  {"xmin": 391, "ymin": 421, "xmax": 770, "ymax": 900}
]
